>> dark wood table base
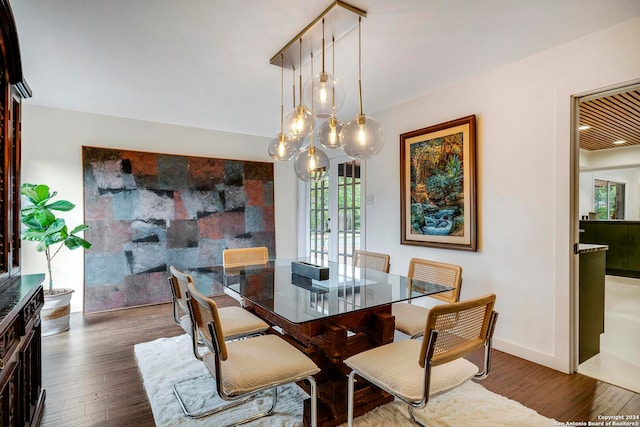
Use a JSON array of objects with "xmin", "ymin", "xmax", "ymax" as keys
[{"xmin": 249, "ymin": 304, "xmax": 396, "ymax": 427}]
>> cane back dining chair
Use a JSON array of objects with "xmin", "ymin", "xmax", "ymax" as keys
[
  {"xmin": 183, "ymin": 281, "xmax": 320, "ymax": 426},
  {"xmin": 392, "ymin": 258, "xmax": 463, "ymax": 338},
  {"xmin": 168, "ymin": 265, "xmax": 269, "ymax": 341},
  {"xmin": 222, "ymin": 246, "xmax": 269, "ymax": 267},
  {"xmin": 353, "ymin": 250, "xmax": 391, "ymax": 273},
  {"xmin": 346, "ymin": 293, "xmax": 498, "ymax": 427},
  {"xmin": 222, "ymin": 247, "xmax": 270, "ymax": 306}
]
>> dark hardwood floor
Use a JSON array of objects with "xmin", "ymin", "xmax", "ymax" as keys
[{"xmin": 41, "ymin": 299, "xmax": 640, "ymax": 426}]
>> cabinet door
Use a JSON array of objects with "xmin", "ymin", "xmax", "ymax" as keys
[
  {"xmin": 627, "ymin": 224, "xmax": 640, "ymax": 272},
  {"xmin": 597, "ymin": 223, "xmax": 627, "ymax": 270},
  {"xmin": 0, "ymin": 361, "xmax": 21, "ymax": 426},
  {"xmin": 579, "ymin": 221, "xmax": 598, "ymax": 243}
]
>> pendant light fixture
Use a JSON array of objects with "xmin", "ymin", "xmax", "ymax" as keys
[
  {"xmin": 304, "ymin": 19, "xmax": 345, "ymax": 119},
  {"xmin": 341, "ymin": 17, "xmax": 384, "ymax": 159},
  {"xmin": 318, "ymin": 36, "xmax": 344, "ymax": 150},
  {"xmin": 284, "ymin": 38, "xmax": 314, "ymax": 139},
  {"xmin": 267, "ymin": 1, "xmax": 371, "ymax": 181},
  {"xmin": 295, "ymin": 52, "xmax": 330, "ymax": 182},
  {"xmin": 268, "ymin": 54, "xmax": 298, "ymax": 161}
]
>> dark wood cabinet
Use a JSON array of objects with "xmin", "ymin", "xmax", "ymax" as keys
[
  {"xmin": 0, "ymin": 274, "xmax": 45, "ymax": 426},
  {"xmin": 0, "ymin": 3, "xmax": 43, "ymax": 425},
  {"xmin": 597, "ymin": 222, "xmax": 627, "ymax": 270},
  {"xmin": 580, "ymin": 220, "xmax": 640, "ymax": 278},
  {"xmin": 0, "ymin": 0, "xmax": 31, "ymax": 291}
]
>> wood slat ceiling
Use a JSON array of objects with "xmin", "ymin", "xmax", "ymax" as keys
[{"xmin": 579, "ymin": 89, "xmax": 640, "ymax": 151}]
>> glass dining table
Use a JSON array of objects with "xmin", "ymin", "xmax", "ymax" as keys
[{"xmin": 203, "ymin": 258, "xmax": 452, "ymax": 427}]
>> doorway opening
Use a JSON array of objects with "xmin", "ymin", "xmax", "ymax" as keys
[{"xmin": 573, "ymin": 80, "xmax": 640, "ymax": 393}]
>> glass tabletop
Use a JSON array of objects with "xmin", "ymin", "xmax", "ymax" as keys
[{"xmin": 206, "ymin": 258, "xmax": 452, "ymax": 324}]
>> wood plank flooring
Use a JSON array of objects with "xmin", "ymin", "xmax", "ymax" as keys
[{"xmin": 41, "ymin": 299, "xmax": 640, "ymax": 426}]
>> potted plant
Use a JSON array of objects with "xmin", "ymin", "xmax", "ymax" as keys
[{"xmin": 20, "ymin": 183, "xmax": 91, "ymax": 336}]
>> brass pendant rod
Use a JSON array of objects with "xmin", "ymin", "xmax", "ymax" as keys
[
  {"xmin": 332, "ymin": 36, "xmax": 336, "ymax": 111},
  {"xmin": 280, "ymin": 53, "xmax": 284, "ymax": 134},
  {"xmin": 298, "ymin": 38, "xmax": 303, "ymax": 107},
  {"xmin": 291, "ymin": 66, "xmax": 296, "ymax": 108},
  {"xmin": 310, "ymin": 51, "xmax": 315, "ymax": 149},
  {"xmin": 321, "ymin": 19, "xmax": 326, "ymax": 73},
  {"xmin": 358, "ymin": 16, "xmax": 363, "ymax": 116}
]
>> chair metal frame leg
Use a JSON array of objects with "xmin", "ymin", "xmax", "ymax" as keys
[
  {"xmin": 474, "ymin": 311, "xmax": 498, "ymax": 380},
  {"xmin": 172, "ymin": 375, "xmax": 259, "ymax": 419},
  {"xmin": 173, "ymin": 375, "xmax": 317, "ymax": 427}
]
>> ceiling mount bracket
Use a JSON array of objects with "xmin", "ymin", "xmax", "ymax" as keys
[{"xmin": 269, "ymin": 1, "xmax": 366, "ymax": 69}]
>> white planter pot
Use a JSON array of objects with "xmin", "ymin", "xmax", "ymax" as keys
[{"xmin": 42, "ymin": 288, "xmax": 74, "ymax": 336}]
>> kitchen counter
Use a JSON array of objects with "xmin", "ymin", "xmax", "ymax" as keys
[{"xmin": 578, "ymin": 243, "xmax": 609, "ymax": 253}]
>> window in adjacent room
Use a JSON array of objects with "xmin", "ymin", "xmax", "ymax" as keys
[{"xmin": 594, "ymin": 179, "xmax": 625, "ymax": 220}]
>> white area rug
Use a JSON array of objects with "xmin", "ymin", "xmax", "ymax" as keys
[{"xmin": 134, "ymin": 334, "xmax": 556, "ymax": 426}]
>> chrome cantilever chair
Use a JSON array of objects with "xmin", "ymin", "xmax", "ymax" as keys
[
  {"xmin": 222, "ymin": 247, "xmax": 270, "ymax": 306},
  {"xmin": 346, "ymin": 293, "xmax": 498, "ymax": 427},
  {"xmin": 353, "ymin": 250, "xmax": 390, "ymax": 273},
  {"xmin": 392, "ymin": 258, "xmax": 462, "ymax": 339},
  {"xmin": 184, "ymin": 282, "xmax": 320, "ymax": 426},
  {"xmin": 168, "ymin": 266, "xmax": 269, "ymax": 341}
]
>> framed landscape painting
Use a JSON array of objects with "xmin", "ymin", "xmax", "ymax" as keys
[{"xmin": 400, "ymin": 115, "xmax": 477, "ymax": 251}]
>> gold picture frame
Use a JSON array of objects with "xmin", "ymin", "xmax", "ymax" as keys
[{"xmin": 400, "ymin": 115, "xmax": 477, "ymax": 251}]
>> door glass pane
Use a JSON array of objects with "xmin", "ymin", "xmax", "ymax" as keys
[
  {"xmin": 307, "ymin": 157, "xmax": 362, "ymax": 265},
  {"xmin": 309, "ymin": 175, "xmax": 329, "ymax": 264},
  {"xmin": 337, "ymin": 160, "xmax": 361, "ymax": 266}
]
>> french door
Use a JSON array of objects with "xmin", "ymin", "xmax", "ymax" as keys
[{"xmin": 308, "ymin": 155, "xmax": 363, "ymax": 264}]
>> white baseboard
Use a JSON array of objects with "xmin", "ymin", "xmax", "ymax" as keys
[{"xmin": 493, "ymin": 337, "xmax": 571, "ymax": 374}]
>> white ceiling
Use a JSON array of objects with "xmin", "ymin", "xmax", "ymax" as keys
[{"xmin": 11, "ymin": 0, "xmax": 640, "ymax": 138}]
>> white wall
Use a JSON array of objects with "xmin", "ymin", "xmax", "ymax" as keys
[
  {"xmin": 20, "ymin": 105, "xmax": 298, "ymax": 313},
  {"xmin": 579, "ymin": 168, "xmax": 640, "ymax": 220},
  {"xmin": 362, "ymin": 16, "xmax": 640, "ymax": 372},
  {"xmin": 581, "ymin": 144, "xmax": 640, "ymax": 171}
]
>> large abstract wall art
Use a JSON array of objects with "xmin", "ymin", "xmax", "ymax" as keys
[{"xmin": 82, "ymin": 146, "xmax": 275, "ymax": 313}]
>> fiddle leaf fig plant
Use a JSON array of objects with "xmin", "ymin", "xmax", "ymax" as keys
[{"xmin": 20, "ymin": 183, "xmax": 92, "ymax": 293}]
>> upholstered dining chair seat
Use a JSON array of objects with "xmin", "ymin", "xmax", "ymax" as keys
[
  {"xmin": 179, "ymin": 305, "xmax": 269, "ymax": 340},
  {"xmin": 169, "ymin": 265, "xmax": 269, "ymax": 342},
  {"xmin": 202, "ymin": 334, "xmax": 320, "ymax": 396},
  {"xmin": 344, "ymin": 339, "xmax": 478, "ymax": 402},
  {"xmin": 392, "ymin": 302, "xmax": 438, "ymax": 338},
  {"xmin": 393, "ymin": 258, "xmax": 463, "ymax": 339}
]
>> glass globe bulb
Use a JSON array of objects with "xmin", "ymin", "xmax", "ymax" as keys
[
  {"xmin": 284, "ymin": 105, "xmax": 315, "ymax": 138},
  {"xmin": 268, "ymin": 133, "xmax": 298, "ymax": 161},
  {"xmin": 304, "ymin": 72, "xmax": 345, "ymax": 119},
  {"xmin": 317, "ymin": 116, "xmax": 344, "ymax": 150},
  {"xmin": 341, "ymin": 114, "xmax": 384, "ymax": 159},
  {"xmin": 294, "ymin": 146, "xmax": 330, "ymax": 182},
  {"xmin": 288, "ymin": 134, "xmax": 305, "ymax": 151}
]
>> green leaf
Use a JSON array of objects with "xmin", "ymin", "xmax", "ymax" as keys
[
  {"xmin": 45, "ymin": 200, "xmax": 75, "ymax": 211},
  {"xmin": 65, "ymin": 236, "xmax": 92, "ymax": 250},
  {"xmin": 45, "ymin": 218, "xmax": 67, "ymax": 234},
  {"xmin": 21, "ymin": 217, "xmax": 46, "ymax": 231},
  {"xmin": 70, "ymin": 224, "xmax": 90, "ymax": 234},
  {"xmin": 35, "ymin": 184, "xmax": 53, "ymax": 202},
  {"xmin": 33, "ymin": 210, "xmax": 56, "ymax": 228}
]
